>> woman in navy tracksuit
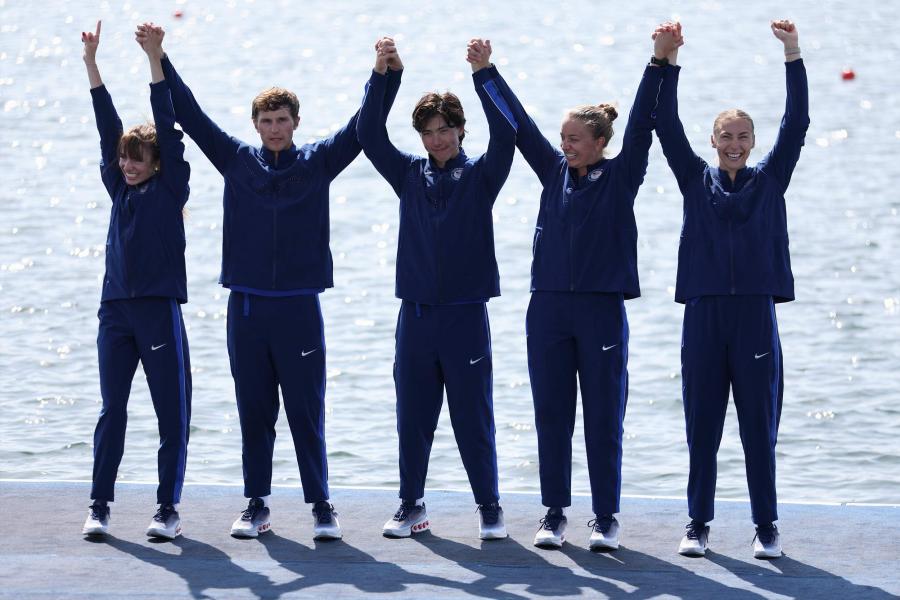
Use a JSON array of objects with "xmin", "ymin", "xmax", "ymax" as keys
[
  {"xmin": 653, "ymin": 21, "xmax": 808, "ymax": 559},
  {"xmin": 80, "ymin": 22, "xmax": 191, "ymax": 540},
  {"xmin": 357, "ymin": 38, "xmax": 516, "ymax": 540},
  {"xmin": 490, "ymin": 31, "xmax": 667, "ymax": 550}
]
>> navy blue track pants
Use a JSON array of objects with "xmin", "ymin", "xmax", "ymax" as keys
[
  {"xmin": 394, "ymin": 301, "xmax": 499, "ymax": 505},
  {"xmin": 526, "ymin": 291, "xmax": 629, "ymax": 516},
  {"xmin": 681, "ymin": 295, "xmax": 783, "ymax": 525},
  {"xmin": 227, "ymin": 292, "xmax": 329, "ymax": 503},
  {"xmin": 92, "ymin": 298, "xmax": 191, "ymax": 504}
]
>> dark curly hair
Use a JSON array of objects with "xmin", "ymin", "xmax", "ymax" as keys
[{"xmin": 412, "ymin": 91, "xmax": 466, "ymax": 143}]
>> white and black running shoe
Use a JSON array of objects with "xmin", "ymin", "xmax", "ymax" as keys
[
  {"xmin": 477, "ymin": 502, "xmax": 508, "ymax": 540},
  {"xmin": 678, "ymin": 520, "xmax": 710, "ymax": 557},
  {"xmin": 588, "ymin": 514, "xmax": 620, "ymax": 550},
  {"xmin": 147, "ymin": 503, "xmax": 182, "ymax": 539},
  {"xmin": 82, "ymin": 502, "xmax": 110, "ymax": 536},
  {"xmin": 383, "ymin": 501, "xmax": 429, "ymax": 538},
  {"xmin": 753, "ymin": 523, "xmax": 783, "ymax": 559},
  {"xmin": 312, "ymin": 501, "xmax": 343, "ymax": 540},
  {"xmin": 230, "ymin": 497, "xmax": 271, "ymax": 538},
  {"xmin": 534, "ymin": 507, "xmax": 567, "ymax": 548}
]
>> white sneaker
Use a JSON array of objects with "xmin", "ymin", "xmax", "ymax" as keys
[
  {"xmin": 312, "ymin": 501, "xmax": 342, "ymax": 540},
  {"xmin": 533, "ymin": 507, "xmax": 566, "ymax": 548},
  {"xmin": 146, "ymin": 503, "xmax": 182, "ymax": 539},
  {"xmin": 383, "ymin": 502, "xmax": 429, "ymax": 538},
  {"xmin": 230, "ymin": 497, "xmax": 271, "ymax": 538},
  {"xmin": 588, "ymin": 515, "xmax": 619, "ymax": 550},
  {"xmin": 753, "ymin": 523, "xmax": 782, "ymax": 559},
  {"xmin": 678, "ymin": 521, "xmax": 709, "ymax": 557},
  {"xmin": 478, "ymin": 503, "xmax": 507, "ymax": 540},
  {"xmin": 82, "ymin": 502, "xmax": 110, "ymax": 536}
]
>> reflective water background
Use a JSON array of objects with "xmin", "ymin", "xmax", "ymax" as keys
[{"xmin": 1, "ymin": 0, "xmax": 898, "ymax": 505}]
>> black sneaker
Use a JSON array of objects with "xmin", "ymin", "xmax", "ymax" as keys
[
  {"xmin": 383, "ymin": 501, "xmax": 429, "ymax": 538},
  {"xmin": 588, "ymin": 514, "xmax": 620, "ymax": 550},
  {"xmin": 82, "ymin": 501, "xmax": 110, "ymax": 536},
  {"xmin": 477, "ymin": 502, "xmax": 507, "ymax": 540},
  {"xmin": 230, "ymin": 497, "xmax": 270, "ymax": 538},
  {"xmin": 312, "ymin": 501, "xmax": 342, "ymax": 539},
  {"xmin": 534, "ymin": 507, "xmax": 567, "ymax": 548},
  {"xmin": 753, "ymin": 523, "xmax": 782, "ymax": 559},
  {"xmin": 678, "ymin": 520, "xmax": 710, "ymax": 556},
  {"xmin": 146, "ymin": 503, "xmax": 182, "ymax": 539}
]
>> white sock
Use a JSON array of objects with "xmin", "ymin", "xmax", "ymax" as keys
[{"xmin": 260, "ymin": 495, "xmax": 270, "ymax": 507}]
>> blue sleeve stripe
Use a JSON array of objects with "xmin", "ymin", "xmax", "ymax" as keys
[{"xmin": 483, "ymin": 80, "xmax": 518, "ymax": 132}]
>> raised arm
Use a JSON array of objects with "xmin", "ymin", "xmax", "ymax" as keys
[
  {"xmin": 138, "ymin": 24, "xmax": 190, "ymax": 205},
  {"xmin": 467, "ymin": 39, "xmax": 516, "ymax": 200},
  {"xmin": 757, "ymin": 20, "xmax": 809, "ymax": 191},
  {"xmin": 82, "ymin": 21, "xmax": 103, "ymax": 89},
  {"xmin": 319, "ymin": 37, "xmax": 403, "ymax": 181},
  {"xmin": 136, "ymin": 25, "xmax": 238, "ymax": 175},
  {"xmin": 652, "ymin": 22, "xmax": 707, "ymax": 191},
  {"xmin": 612, "ymin": 28, "xmax": 670, "ymax": 195},
  {"xmin": 473, "ymin": 53, "xmax": 560, "ymax": 187},
  {"xmin": 356, "ymin": 37, "xmax": 412, "ymax": 196},
  {"xmin": 83, "ymin": 20, "xmax": 124, "ymax": 199}
]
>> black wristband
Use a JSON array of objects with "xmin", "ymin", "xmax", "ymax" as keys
[{"xmin": 649, "ymin": 55, "xmax": 669, "ymax": 67}]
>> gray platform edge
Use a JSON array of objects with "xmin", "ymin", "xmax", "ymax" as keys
[{"xmin": 0, "ymin": 480, "xmax": 897, "ymax": 599}]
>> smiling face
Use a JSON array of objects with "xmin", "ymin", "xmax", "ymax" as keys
[
  {"xmin": 118, "ymin": 145, "xmax": 157, "ymax": 186},
  {"xmin": 560, "ymin": 118, "xmax": 606, "ymax": 177},
  {"xmin": 711, "ymin": 115, "xmax": 755, "ymax": 178},
  {"xmin": 253, "ymin": 107, "xmax": 299, "ymax": 153},
  {"xmin": 419, "ymin": 115, "xmax": 463, "ymax": 168},
  {"xmin": 117, "ymin": 124, "xmax": 159, "ymax": 186}
]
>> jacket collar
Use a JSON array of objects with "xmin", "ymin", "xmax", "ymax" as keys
[
  {"xmin": 427, "ymin": 148, "xmax": 468, "ymax": 173},
  {"xmin": 259, "ymin": 144, "xmax": 299, "ymax": 170}
]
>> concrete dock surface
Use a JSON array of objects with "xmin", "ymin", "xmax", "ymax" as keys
[{"xmin": 1, "ymin": 481, "xmax": 897, "ymax": 599}]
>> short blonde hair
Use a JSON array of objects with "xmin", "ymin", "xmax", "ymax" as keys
[{"xmin": 713, "ymin": 109, "xmax": 754, "ymax": 134}]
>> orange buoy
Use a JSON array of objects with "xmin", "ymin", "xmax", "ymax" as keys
[
  {"xmin": 174, "ymin": 9, "xmax": 184, "ymax": 17},
  {"xmin": 841, "ymin": 68, "xmax": 855, "ymax": 81}
]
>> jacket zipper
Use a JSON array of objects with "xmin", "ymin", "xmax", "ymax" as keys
[
  {"xmin": 272, "ymin": 190, "xmax": 278, "ymax": 289},
  {"xmin": 728, "ymin": 220, "xmax": 736, "ymax": 294}
]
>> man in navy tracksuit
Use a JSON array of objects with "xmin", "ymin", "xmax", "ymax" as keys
[
  {"xmin": 156, "ymin": 33, "xmax": 400, "ymax": 540},
  {"xmin": 654, "ymin": 21, "xmax": 808, "ymax": 559},
  {"xmin": 357, "ymin": 38, "xmax": 516, "ymax": 539},
  {"xmin": 81, "ymin": 22, "xmax": 191, "ymax": 541}
]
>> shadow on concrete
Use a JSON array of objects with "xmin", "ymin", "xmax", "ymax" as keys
[
  {"xmin": 99, "ymin": 535, "xmax": 277, "ymax": 599},
  {"xmin": 707, "ymin": 552, "xmax": 898, "ymax": 600},
  {"xmin": 563, "ymin": 545, "xmax": 764, "ymax": 599},
  {"xmin": 417, "ymin": 532, "xmax": 592, "ymax": 598},
  {"xmin": 258, "ymin": 532, "xmax": 457, "ymax": 596}
]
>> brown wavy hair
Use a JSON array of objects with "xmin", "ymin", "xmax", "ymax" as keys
[
  {"xmin": 117, "ymin": 123, "xmax": 159, "ymax": 166},
  {"xmin": 412, "ymin": 92, "xmax": 466, "ymax": 143}
]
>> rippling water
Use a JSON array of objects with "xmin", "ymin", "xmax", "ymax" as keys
[{"xmin": 1, "ymin": 0, "xmax": 898, "ymax": 505}]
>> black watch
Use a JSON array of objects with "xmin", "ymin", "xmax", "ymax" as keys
[{"xmin": 650, "ymin": 56, "xmax": 669, "ymax": 67}]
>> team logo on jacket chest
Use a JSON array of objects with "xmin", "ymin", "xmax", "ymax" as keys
[
  {"xmin": 451, "ymin": 168, "xmax": 464, "ymax": 181},
  {"xmin": 588, "ymin": 168, "xmax": 604, "ymax": 181}
]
